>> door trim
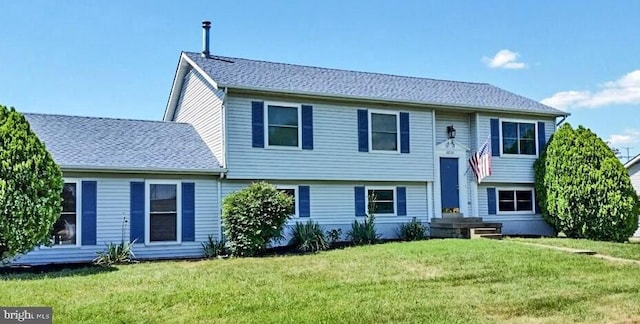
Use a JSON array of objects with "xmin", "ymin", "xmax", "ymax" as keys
[{"xmin": 435, "ymin": 139, "xmax": 469, "ymax": 218}]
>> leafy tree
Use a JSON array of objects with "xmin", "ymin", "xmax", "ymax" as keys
[
  {"xmin": 534, "ymin": 123, "xmax": 639, "ymax": 242},
  {"xmin": 0, "ymin": 105, "xmax": 63, "ymax": 262},
  {"xmin": 221, "ymin": 182, "xmax": 292, "ymax": 257}
]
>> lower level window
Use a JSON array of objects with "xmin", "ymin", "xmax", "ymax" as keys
[
  {"xmin": 498, "ymin": 189, "xmax": 533, "ymax": 213},
  {"xmin": 149, "ymin": 183, "xmax": 179, "ymax": 242},
  {"xmin": 367, "ymin": 188, "xmax": 395, "ymax": 215},
  {"xmin": 51, "ymin": 182, "xmax": 79, "ymax": 245},
  {"xmin": 277, "ymin": 187, "xmax": 297, "ymax": 217}
]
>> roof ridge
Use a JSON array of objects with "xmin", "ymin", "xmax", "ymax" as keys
[
  {"xmin": 23, "ymin": 112, "xmax": 189, "ymax": 125},
  {"xmin": 184, "ymin": 51, "xmax": 491, "ymax": 86}
]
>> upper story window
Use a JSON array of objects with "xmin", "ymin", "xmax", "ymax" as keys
[
  {"xmin": 501, "ymin": 121, "xmax": 536, "ymax": 155},
  {"xmin": 498, "ymin": 189, "xmax": 534, "ymax": 214},
  {"xmin": 369, "ymin": 111, "xmax": 399, "ymax": 152},
  {"xmin": 266, "ymin": 103, "xmax": 301, "ymax": 148},
  {"xmin": 148, "ymin": 182, "xmax": 181, "ymax": 243},
  {"xmin": 367, "ymin": 187, "xmax": 395, "ymax": 215},
  {"xmin": 51, "ymin": 181, "xmax": 80, "ymax": 246}
]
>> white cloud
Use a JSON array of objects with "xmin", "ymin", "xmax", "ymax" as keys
[
  {"xmin": 606, "ymin": 128, "xmax": 640, "ymax": 147},
  {"xmin": 541, "ymin": 70, "xmax": 640, "ymax": 110},
  {"xmin": 482, "ymin": 49, "xmax": 528, "ymax": 69}
]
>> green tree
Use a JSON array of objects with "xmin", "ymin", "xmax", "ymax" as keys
[
  {"xmin": 0, "ymin": 105, "xmax": 63, "ymax": 262},
  {"xmin": 534, "ymin": 123, "xmax": 639, "ymax": 242},
  {"xmin": 221, "ymin": 182, "xmax": 292, "ymax": 257}
]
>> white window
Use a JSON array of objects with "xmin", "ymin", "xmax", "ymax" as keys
[
  {"xmin": 500, "ymin": 120, "xmax": 537, "ymax": 156},
  {"xmin": 51, "ymin": 180, "xmax": 81, "ymax": 246},
  {"xmin": 146, "ymin": 181, "xmax": 181, "ymax": 244},
  {"xmin": 369, "ymin": 110, "xmax": 399, "ymax": 152},
  {"xmin": 276, "ymin": 186, "xmax": 298, "ymax": 217},
  {"xmin": 497, "ymin": 188, "xmax": 535, "ymax": 214},
  {"xmin": 366, "ymin": 187, "xmax": 396, "ymax": 215},
  {"xmin": 265, "ymin": 102, "xmax": 301, "ymax": 148}
]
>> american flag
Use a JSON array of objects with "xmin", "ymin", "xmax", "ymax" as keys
[{"xmin": 469, "ymin": 136, "xmax": 492, "ymax": 183}]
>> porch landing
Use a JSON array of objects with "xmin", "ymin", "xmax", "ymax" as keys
[{"xmin": 430, "ymin": 215, "xmax": 502, "ymax": 239}]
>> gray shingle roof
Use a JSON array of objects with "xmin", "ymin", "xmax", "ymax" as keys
[
  {"xmin": 184, "ymin": 51, "xmax": 565, "ymax": 116},
  {"xmin": 24, "ymin": 113, "xmax": 221, "ymax": 172}
]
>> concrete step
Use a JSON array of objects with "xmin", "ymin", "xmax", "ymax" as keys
[
  {"xmin": 442, "ymin": 212, "xmax": 464, "ymax": 219},
  {"xmin": 479, "ymin": 234, "xmax": 503, "ymax": 240},
  {"xmin": 431, "ymin": 217, "xmax": 484, "ymax": 225},
  {"xmin": 430, "ymin": 222, "xmax": 503, "ymax": 229},
  {"xmin": 470, "ymin": 227, "xmax": 501, "ymax": 239}
]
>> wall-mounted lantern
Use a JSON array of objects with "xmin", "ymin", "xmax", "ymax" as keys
[{"xmin": 447, "ymin": 125, "xmax": 456, "ymax": 139}]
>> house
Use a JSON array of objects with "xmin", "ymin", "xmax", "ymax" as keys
[
  {"xmin": 13, "ymin": 114, "xmax": 224, "ymax": 264},
  {"xmin": 624, "ymin": 154, "xmax": 640, "ymax": 237},
  {"xmin": 10, "ymin": 22, "xmax": 567, "ymax": 265}
]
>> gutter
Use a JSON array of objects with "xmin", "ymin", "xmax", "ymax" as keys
[
  {"xmin": 221, "ymin": 84, "xmax": 569, "ymax": 118},
  {"xmin": 556, "ymin": 114, "xmax": 569, "ymax": 126},
  {"xmin": 61, "ymin": 165, "xmax": 227, "ymax": 175}
]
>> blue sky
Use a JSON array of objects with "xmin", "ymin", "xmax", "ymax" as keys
[{"xmin": 2, "ymin": 1, "xmax": 639, "ymax": 158}]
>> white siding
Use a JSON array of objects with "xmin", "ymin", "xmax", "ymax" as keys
[
  {"xmin": 173, "ymin": 68, "xmax": 225, "ymax": 166},
  {"xmin": 221, "ymin": 180, "xmax": 429, "ymax": 239},
  {"xmin": 10, "ymin": 175, "xmax": 220, "ymax": 265},
  {"xmin": 629, "ymin": 163, "xmax": 640, "ymax": 195},
  {"xmin": 628, "ymin": 163, "xmax": 640, "ymax": 237},
  {"xmin": 225, "ymin": 95, "xmax": 434, "ymax": 181},
  {"xmin": 478, "ymin": 114, "xmax": 556, "ymax": 183}
]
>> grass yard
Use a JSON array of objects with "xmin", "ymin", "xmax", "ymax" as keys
[
  {"xmin": 2, "ymin": 239, "xmax": 640, "ymax": 323},
  {"xmin": 511, "ymin": 237, "xmax": 640, "ymax": 261}
]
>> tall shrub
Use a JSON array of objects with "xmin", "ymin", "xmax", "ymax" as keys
[
  {"xmin": 0, "ymin": 105, "xmax": 63, "ymax": 262},
  {"xmin": 221, "ymin": 182, "xmax": 292, "ymax": 256},
  {"xmin": 534, "ymin": 123, "xmax": 639, "ymax": 241}
]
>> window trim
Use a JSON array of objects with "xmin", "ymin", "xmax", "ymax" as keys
[
  {"xmin": 50, "ymin": 178, "xmax": 82, "ymax": 248},
  {"xmin": 368, "ymin": 109, "xmax": 400, "ymax": 154},
  {"xmin": 145, "ymin": 180, "xmax": 182, "ymax": 246},
  {"xmin": 365, "ymin": 186, "xmax": 397, "ymax": 216},
  {"xmin": 264, "ymin": 101, "xmax": 302, "ymax": 150},
  {"xmin": 498, "ymin": 118, "xmax": 539, "ymax": 158},
  {"xmin": 276, "ymin": 185, "xmax": 299, "ymax": 218},
  {"xmin": 496, "ymin": 187, "xmax": 535, "ymax": 215}
]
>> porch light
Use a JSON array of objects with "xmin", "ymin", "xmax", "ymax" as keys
[{"xmin": 447, "ymin": 125, "xmax": 456, "ymax": 139}]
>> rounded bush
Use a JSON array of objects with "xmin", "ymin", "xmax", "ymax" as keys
[
  {"xmin": 0, "ymin": 105, "xmax": 63, "ymax": 262},
  {"xmin": 221, "ymin": 182, "xmax": 292, "ymax": 256},
  {"xmin": 534, "ymin": 123, "xmax": 639, "ymax": 242}
]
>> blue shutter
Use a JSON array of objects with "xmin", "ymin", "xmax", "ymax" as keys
[
  {"xmin": 182, "ymin": 182, "xmax": 195, "ymax": 242},
  {"xmin": 537, "ymin": 122, "xmax": 546, "ymax": 155},
  {"xmin": 490, "ymin": 118, "xmax": 500, "ymax": 156},
  {"xmin": 81, "ymin": 181, "xmax": 97, "ymax": 245},
  {"xmin": 302, "ymin": 105, "xmax": 313, "ymax": 150},
  {"xmin": 397, "ymin": 187, "xmax": 407, "ymax": 216},
  {"xmin": 487, "ymin": 188, "xmax": 497, "ymax": 215},
  {"xmin": 354, "ymin": 186, "xmax": 366, "ymax": 216},
  {"xmin": 535, "ymin": 190, "xmax": 541, "ymax": 214},
  {"xmin": 130, "ymin": 182, "xmax": 145, "ymax": 243},
  {"xmin": 299, "ymin": 186, "xmax": 310, "ymax": 217},
  {"xmin": 357, "ymin": 110, "xmax": 369, "ymax": 152},
  {"xmin": 400, "ymin": 112, "xmax": 410, "ymax": 153},
  {"xmin": 252, "ymin": 101, "xmax": 264, "ymax": 148}
]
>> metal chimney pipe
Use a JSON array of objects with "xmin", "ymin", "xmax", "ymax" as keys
[{"xmin": 201, "ymin": 21, "xmax": 211, "ymax": 58}]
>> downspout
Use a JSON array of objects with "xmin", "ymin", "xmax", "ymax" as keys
[
  {"xmin": 222, "ymin": 87, "xmax": 229, "ymax": 169},
  {"xmin": 219, "ymin": 86, "xmax": 229, "ymax": 240},
  {"xmin": 431, "ymin": 109, "xmax": 438, "ymax": 220},
  {"xmin": 218, "ymin": 173, "xmax": 224, "ymax": 240}
]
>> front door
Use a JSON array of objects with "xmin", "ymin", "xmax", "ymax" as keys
[{"xmin": 440, "ymin": 157, "xmax": 459, "ymax": 212}]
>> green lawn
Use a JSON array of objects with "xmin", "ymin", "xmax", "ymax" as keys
[
  {"xmin": 511, "ymin": 237, "xmax": 640, "ymax": 261},
  {"xmin": 2, "ymin": 239, "xmax": 640, "ymax": 323}
]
